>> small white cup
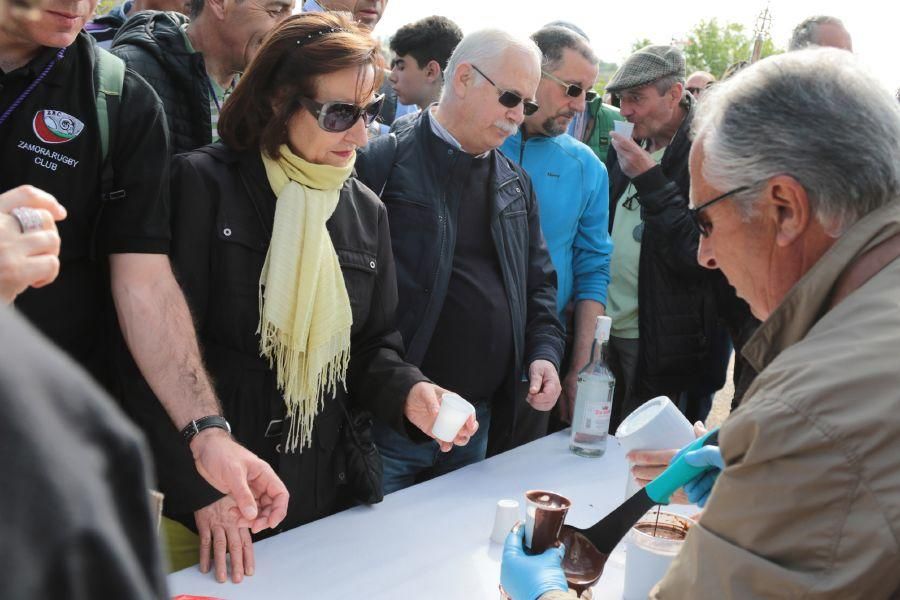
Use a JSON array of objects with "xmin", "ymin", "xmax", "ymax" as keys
[
  {"xmin": 490, "ymin": 499, "xmax": 521, "ymax": 544},
  {"xmin": 616, "ymin": 396, "xmax": 696, "ymax": 497},
  {"xmin": 431, "ymin": 393, "xmax": 476, "ymax": 442},
  {"xmin": 613, "ymin": 120, "xmax": 635, "ymax": 139}
]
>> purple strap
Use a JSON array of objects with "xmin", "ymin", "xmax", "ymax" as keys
[{"xmin": 0, "ymin": 47, "xmax": 66, "ymax": 128}]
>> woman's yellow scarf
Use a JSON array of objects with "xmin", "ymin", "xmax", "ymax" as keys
[{"xmin": 259, "ymin": 145, "xmax": 354, "ymax": 452}]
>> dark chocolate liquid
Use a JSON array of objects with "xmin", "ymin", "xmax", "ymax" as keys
[{"xmin": 634, "ymin": 522, "xmax": 687, "ymax": 541}]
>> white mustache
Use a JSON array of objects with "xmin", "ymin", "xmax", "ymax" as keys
[{"xmin": 494, "ymin": 120, "xmax": 518, "ymax": 136}]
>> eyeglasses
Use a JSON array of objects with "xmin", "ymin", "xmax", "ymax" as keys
[
  {"xmin": 541, "ymin": 70, "xmax": 598, "ymax": 102},
  {"xmin": 689, "ymin": 185, "xmax": 750, "ymax": 237},
  {"xmin": 686, "ymin": 87, "xmax": 703, "ymax": 96},
  {"xmin": 297, "ymin": 93, "xmax": 385, "ymax": 133},
  {"xmin": 470, "ymin": 64, "xmax": 539, "ymax": 116}
]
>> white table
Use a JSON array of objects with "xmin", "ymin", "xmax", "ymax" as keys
[{"xmin": 169, "ymin": 431, "xmax": 681, "ymax": 599}]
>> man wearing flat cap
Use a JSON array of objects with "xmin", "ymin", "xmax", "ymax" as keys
[{"xmin": 603, "ymin": 45, "xmax": 755, "ymax": 432}]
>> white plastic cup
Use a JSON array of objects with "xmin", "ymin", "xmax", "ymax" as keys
[
  {"xmin": 623, "ymin": 512, "xmax": 690, "ymax": 600},
  {"xmin": 490, "ymin": 499, "xmax": 521, "ymax": 544},
  {"xmin": 613, "ymin": 120, "xmax": 635, "ymax": 139},
  {"xmin": 616, "ymin": 396, "xmax": 696, "ymax": 497},
  {"xmin": 431, "ymin": 393, "xmax": 476, "ymax": 442}
]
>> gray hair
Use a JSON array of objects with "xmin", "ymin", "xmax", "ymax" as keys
[
  {"xmin": 693, "ymin": 48, "xmax": 900, "ymax": 235},
  {"xmin": 652, "ymin": 74, "xmax": 685, "ymax": 95},
  {"xmin": 531, "ymin": 25, "xmax": 598, "ymax": 71},
  {"xmin": 440, "ymin": 29, "xmax": 541, "ymax": 103},
  {"xmin": 789, "ymin": 15, "xmax": 846, "ymax": 51}
]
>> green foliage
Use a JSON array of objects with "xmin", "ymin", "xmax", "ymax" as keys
[
  {"xmin": 683, "ymin": 19, "xmax": 781, "ymax": 79},
  {"xmin": 631, "ymin": 37, "xmax": 653, "ymax": 53},
  {"xmin": 596, "ymin": 60, "xmax": 618, "ymax": 92},
  {"xmin": 628, "ymin": 19, "xmax": 783, "ymax": 81},
  {"xmin": 95, "ymin": 0, "xmax": 119, "ymax": 15}
]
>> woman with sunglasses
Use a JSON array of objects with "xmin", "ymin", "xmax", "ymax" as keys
[{"xmin": 153, "ymin": 12, "xmax": 433, "ymax": 583}]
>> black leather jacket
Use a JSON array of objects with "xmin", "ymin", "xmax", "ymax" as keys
[
  {"xmin": 607, "ymin": 95, "xmax": 757, "ymax": 399},
  {"xmin": 356, "ymin": 110, "xmax": 565, "ymax": 440},
  {"xmin": 111, "ymin": 11, "xmax": 212, "ymax": 155}
]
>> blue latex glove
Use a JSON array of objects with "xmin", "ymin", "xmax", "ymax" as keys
[
  {"xmin": 500, "ymin": 526, "xmax": 568, "ymax": 600},
  {"xmin": 681, "ymin": 445, "xmax": 725, "ymax": 507}
]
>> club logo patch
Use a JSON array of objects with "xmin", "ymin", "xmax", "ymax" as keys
[{"xmin": 32, "ymin": 110, "xmax": 84, "ymax": 144}]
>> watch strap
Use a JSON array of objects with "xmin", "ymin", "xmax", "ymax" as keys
[{"xmin": 181, "ymin": 415, "xmax": 231, "ymax": 444}]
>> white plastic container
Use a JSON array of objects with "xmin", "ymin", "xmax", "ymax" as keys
[
  {"xmin": 613, "ymin": 120, "xmax": 635, "ymax": 139},
  {"xmin": 490, "ymin": 499, "xmax": 520, "ymax": 544},
  {"xmin": 431, "ymin": 393, "xmax": 476, "ymax": 442},
  {"xmin": 623, "ymin": 511, "xmax": 691, "ymax": 600},
  {"xmin": 615, "ymin": 396, "xmax": 696, "ymax": 497}
]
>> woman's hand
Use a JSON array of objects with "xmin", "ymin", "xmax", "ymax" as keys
[{"xmin": 195, "ymin": 495, "xmax": 255, "ymax": 584}]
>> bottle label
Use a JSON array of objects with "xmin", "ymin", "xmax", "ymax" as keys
[{"xmin": 574, "ymin": 377, "xmax": 613, "ymax": 435}]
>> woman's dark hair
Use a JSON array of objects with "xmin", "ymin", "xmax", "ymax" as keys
[{"xmin": 218, "ymin": 12, "xmax": 384, "ymax": 157}]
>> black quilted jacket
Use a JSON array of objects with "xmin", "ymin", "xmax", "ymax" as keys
[{"xmin": 111, "ymin": 11, "xmax": 212, "ymax": 155}]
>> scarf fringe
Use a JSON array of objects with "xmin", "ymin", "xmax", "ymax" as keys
[{"xmin": 260, "ymin": 317, "xmax": 351, "ymax": 452}]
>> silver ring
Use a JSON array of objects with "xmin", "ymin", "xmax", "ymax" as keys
[{"xmin": 10, "ymin": 207, "xmax": 43, "ymax": 233}]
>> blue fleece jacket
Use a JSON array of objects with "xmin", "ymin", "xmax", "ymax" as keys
[{"xmin": 501, "ymin": 130, "xmax": 613, "ymax": 316}]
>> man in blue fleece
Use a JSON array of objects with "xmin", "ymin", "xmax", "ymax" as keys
[{"xmin": 500, "ymin": 25, "xmax": 612, "ymax": 443}]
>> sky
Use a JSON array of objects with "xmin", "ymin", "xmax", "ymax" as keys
[{"xmin": 375, "ymin": 0, "xmax": 899, "ymax": 94}]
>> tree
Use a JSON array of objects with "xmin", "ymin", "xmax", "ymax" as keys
[
  {"xmin": 95, "ymin": 0, "xmax": 118, "ymax": 15},
  {"xmin": 628, "ymin": 20, "xmax": 782, "ymax": 80},
  {"xmin": 631, "ymin": 37, "xmax": 653, "ymax": 53},
  {"xmin": 683, "ymin": 19, "xmax": 780, "ymax": 79},
  {"xmin": 595, "ymin": 60, "xmax": 619, "ymax": 92}
]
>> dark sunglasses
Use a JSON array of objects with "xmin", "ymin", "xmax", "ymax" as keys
[
  {"xmin": 470, "ymin": 64, "xmax": 539, "ymax": 116},
  {"xmin": 687, "ymin": 87, "xmax": 703, "ymax": 95},
  {"xmin": 542, "ymin": 70, "xmax": 598, "ymax": 102},
  {"xmin": 689, "ymin": 186, "xmax": 750, "ymax": 237},
  {"xmin": 297, "ymin": 93, "xmax": 385, "ymax": 133}
]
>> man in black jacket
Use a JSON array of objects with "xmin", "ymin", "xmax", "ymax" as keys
[
  {"xmin": 111, "ymin": 0, "xmax": 293, "ymax": 154},
  {"xmin": 356, "ymin": 29, "xmax": 565, "ymax": 493},
  {"xmin": 605, "ymin": 45, "xmax": 754, "ymax": 427}
]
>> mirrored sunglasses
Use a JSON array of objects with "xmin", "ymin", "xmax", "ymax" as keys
[{"xmin": 298, "ymin": 94, "xmax": 385, "ymax": 133}]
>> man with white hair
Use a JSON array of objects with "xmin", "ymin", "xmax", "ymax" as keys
[
  {"xmin": 789, "ymin": 15, "xmax": 853, "ymax": 51},
  {"xmin": 357, "ymin": 29, "xmax": 565, "ymax": 492},
  {"xmin": 500, "ymin": 47, "xmax": 900, "ymax": 599}
]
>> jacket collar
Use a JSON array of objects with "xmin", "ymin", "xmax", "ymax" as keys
[
  {"xmin": 743, "ymin": 200, "xmax": 900, "ymax": 373},
  {"xmin": 411, "ymin": 109, "xmax": 525, "ymax": 216}
]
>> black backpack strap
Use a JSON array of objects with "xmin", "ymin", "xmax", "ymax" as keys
[{"xmin": 355, "ymin": 132, "xmax": 398, "ymax": 197}]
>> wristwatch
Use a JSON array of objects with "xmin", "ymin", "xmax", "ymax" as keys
[{"xmin": 181, "ymin": 415, "xmax": 231, "ymax": 444}]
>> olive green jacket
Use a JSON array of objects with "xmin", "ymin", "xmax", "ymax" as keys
[{"xmin": 653, "ymin": 200, "xmax": 900, "ymax": 598}]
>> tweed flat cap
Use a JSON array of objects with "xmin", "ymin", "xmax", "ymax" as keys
[{"xmin": 606, "ymin": 45, "xmax": 686, "ymax": 93}]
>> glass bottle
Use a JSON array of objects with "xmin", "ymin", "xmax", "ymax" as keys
[{"xmin": 569, "ymin": 316, "xmax": 615, "ymax": 457}]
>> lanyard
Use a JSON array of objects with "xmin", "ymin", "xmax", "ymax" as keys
[
  {"xmin": 0, "ymin": 47, "xmax": 66, "ymax": 128},
  {"xmin": 207, "ymin": 78, "xmax": 222, "ymax": 112}
]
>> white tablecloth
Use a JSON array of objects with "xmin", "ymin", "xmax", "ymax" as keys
[{"xmin": 168, "ymin": 431, "xmax": 680, "ymax": 599}]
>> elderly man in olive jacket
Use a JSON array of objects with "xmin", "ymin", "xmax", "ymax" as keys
[
  {"xmin": 501, "ymin": 48, "xmax": 900, "ymax": 600},
  {"xmin": 652, "ymin": 48, "xmax": 900, "ymax": 599}
]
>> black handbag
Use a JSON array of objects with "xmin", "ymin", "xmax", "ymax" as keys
[{"xmin": 337, "ymin": 400, "xmax": 384, "ymax": 505}]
